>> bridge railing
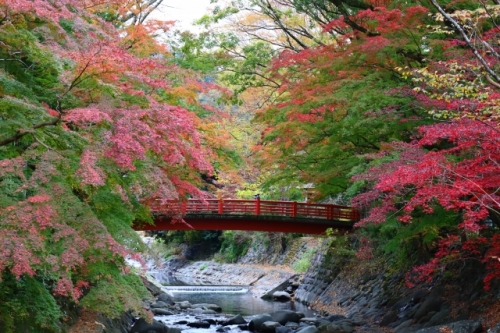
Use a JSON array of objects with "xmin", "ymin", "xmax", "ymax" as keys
[{"xmin": 150, "ymin": 199, "xmax": 360, "ymax": 222}]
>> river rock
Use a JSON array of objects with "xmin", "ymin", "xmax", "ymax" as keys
[
  {"xmin": 141, "ymin": 275, "xmax": 163, "ymax": 296},
  {"xmin": 261, "ymin": 274, "xmax": 299, "ymax": 299},
  {"xmin": 175, "ymin": 301, "xmax": 192, "ymax": 309},
  {"xmin": 157, "ymin": 292, "xmax": 174, "ymax": 304},
  {"xmin": 187, "ymin": 321, "xmax": 211, "ymax": 328},
  {"xmin": 273, "ymin": 291, "xmax": 292, "ymax": 301},
  {"xmin": 326, "ymin": 315, "xmax": 346, "ymax": 322},
  {"xmin": 285, "ymin": 322, "xmax": 299, "ymax": 329},
  {"xmin": 262, "ymin": 321, "xmax": 282, "ymax": 333},
  {"xmin": 239, "ymin": 324, "xmax": 250, "ymax": 330},
  {"xmin": 296, "ymin": 325, "xmax": 319, "ymax": 333},
  {"xmin": 130, "ymin": 318, "xmax": 168, "ymax": 333},
  {"xmin": 188, "ymin": 308, "xmax": 203, "ymax": 315},
  {"xmin": 192, "ymin": 303, "xmax": 223, "ymax": 312},
  {"xmin": 223, "ymin": 314, "xmax": 247, "ymax": 325},
  {"xmin": 393, "ymin": 319, "xmax": 413, "ymax": 333},
  {"xmin": 413, "ymin": 294, "xmax": 445, "ymax": 322},
  {"xmin": 249, "ymin": 314, "xmax": 273, "ymax": 331},
  {"xmin": 169, "ymin": 328, "xmax": 182, "ymax": 333},
  {"xmin": 151, "ymin": 308, "xmax": 174, "ymax": 315},
  {"xmin": 318, "ymin": 320, "xmax": 354, "ymax": 333},
  {"xmin": 300, "ymin": 317, "xmax": 318, "ymax": 324},
  {"xmin": 415, "ymin": 319, "xmax": 482, "ymax": 333},
  {"xmin": 300, "ymin": 317, "xmax": 330, "ymax": 327},
  {"xmin": 271, "ymin": 310, "xmax": 301, "ymax": 325},
  {"xmin": 151, "ymin": 301, "xmax": 170, "ymax": 309},
  {"xmin": 276, "ymin": 326, "xmax": 294, "ymax": 333}
]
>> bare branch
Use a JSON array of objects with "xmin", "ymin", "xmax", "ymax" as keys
[{"xmin": 428, "ymin": 0, "xmax": 500, "ymax": 83}]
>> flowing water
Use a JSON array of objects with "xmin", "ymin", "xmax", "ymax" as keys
[
  {"xmin": 153, "ymin": 284, "xmax": 316, "ymax": 333},
  {"xmin": 162, "ymin": 285, "xmax": 315, "ymax": 316}
]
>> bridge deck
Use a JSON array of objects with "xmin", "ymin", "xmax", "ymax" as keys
[{"xmin": 134, "ymin": 199, "xmax": 359, "ymax": 234}]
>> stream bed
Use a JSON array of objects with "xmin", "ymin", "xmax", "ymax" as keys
[
  {"xmin": 152, "ymin": 285, "xmax": 315, "ymax": 333},
  {"xmin": 163, "ymin": 285, "xmax": 315, "ymax": 316}
]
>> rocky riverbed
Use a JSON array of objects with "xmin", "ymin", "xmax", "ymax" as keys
[
  {"xmin": 130, "ymin": 287, "xmax": 375, "ymax": 333},
  {"xmin": 132, "ymin": 254, "xmax": 500, "ymax": 333}
]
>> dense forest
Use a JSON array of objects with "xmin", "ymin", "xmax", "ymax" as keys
[{"xmin": 0, "ymin": 0, "xmax": 499, "ymax": 331}]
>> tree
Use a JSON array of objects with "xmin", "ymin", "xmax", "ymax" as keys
[
  {"xmin": 0, "ymin": 0, "xmax": 231, "ymax": 330},
  {"xmin": 351, "ymin": 0, "xmax": 500, "ymax": 289}
]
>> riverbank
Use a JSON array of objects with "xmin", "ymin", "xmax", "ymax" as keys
[
  {"xmin": 149, "ymin": 245, "xmax": 500, "ymax": 333},
  {"xmin": 68, "ymin": 233, "xmax": 500, "ymax": 333}
]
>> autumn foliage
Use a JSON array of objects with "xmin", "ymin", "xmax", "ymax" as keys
[
  {"xmin": 2, "ymin": 0, "xmax": 500, "ymax": 330},
  {"xmin": 214, "ymin": 0, "xmax": 500, "ymax": 291},
  {"xmin": 0, "ymin": 0, "xmax": 230, "ymax": 330}
]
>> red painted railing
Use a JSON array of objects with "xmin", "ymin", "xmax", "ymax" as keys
[{"xmin": 150, "ymin": 199, "xmax": 360, "ymax": 222}]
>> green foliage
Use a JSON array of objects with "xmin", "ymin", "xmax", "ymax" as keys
[
  {"xmin": 0, "ymin": 271, "xmax": 62, "ymax": 333},
  {"xmin": 361, "ymin": 207, "xmax": 460, "ymax": 271},
  {"xmin": 58, "ymin": 19, "xmax": 74, "ymax": 34},
  {"xmin": 216, "ymin": 230, "xmax": 252, "ymax": 263},
  {"xmin": 0, "ymin": 25, "xmax": 61, "ymax": 106},
  {"xmin": 325, "ymin": 232, "xmax": 356, "ymax": 261},
  {"xmin": 79, "ymin": 274, "xmax": 151, "ymax": 319},
  {"xmin": 153, "ymin": 230, "xmax": 223, "ymax": 259},
  {"xmin": 292, "ymin": 248, "xmax": 316, "ymax": 273}
]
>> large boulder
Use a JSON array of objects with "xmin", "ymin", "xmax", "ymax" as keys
[
  {"xmin": 296, "ymin": 325, "xmax": 319, "ymax": 333},
  {"xmin": 318, "ymin": 322, "xmax": 354, "ymax": 333},
  {"xmin": 175, "ymin": 301, "xmax": 192, "ymax": 309},
  {"xmin": 223, "ymin": 314, "xmax": 247, "ymax": 325},
  {"xmin": 249, "ymin": 314, "xmax": 273, "ymax": 332},
  {"xmin": 273, "ymin": 292, "xmax": 292, "ymax": 301},
  {"xmin": 151, "ymin": 308, "xmax": 174, "ymax": 316},
  {"xmin": 276, "ymin": 327, "xmax": 294, "ymax": 333},
  {"xmin": 271, "ymin": 310, "xmax": 301, "ymax": 325},
  {"xmin": 130, "ymin": 318, "xmax": 168, "ymax": 333},
  {"xmin": 261, "ymin": 321, "xmax": 282, "ymax": 333},
  {"xmin": 156, "ymin": 292, "xmax": 174, "ymax": 304},
  {"xmin": 140, "ymin": 275, "xmax": 162, "ymax": 296},
  {"xmin": 150, "ymin": 301, "xmax": 170, "ymax": 309},
  {"xmin": 187, "ymin": 321, "xmax": 211, "ymax": 329},
  {"xmin": 326, "ymin": 315, "xmax": 346, "ymax": 322}
]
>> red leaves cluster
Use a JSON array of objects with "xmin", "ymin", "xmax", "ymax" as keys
[
  {"xmin": 404, "ymin": 235, "xmax": 500, "ymax": 290},
  {"xmin": 354, "ymin": 119, "xmax": 500, "ymax": 232},
  {"xmin": 353, "ymin": 118, "xmax": 500, "ymax": 288}
]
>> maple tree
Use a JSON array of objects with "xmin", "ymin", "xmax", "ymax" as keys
[
  {"xmin": 0, "ymin": 0, "xmax": 236, "ymax": 331},
  {"xmin": 349, "ymin": 0, "xmax": 500, "ymax": 289},
  {"xmin": 199, "ymin": 0, "xmax": 500, "ymax": 290},
  {"xmin": 2, "ymin": 0, "xmax": 500, "ymax": 329}
]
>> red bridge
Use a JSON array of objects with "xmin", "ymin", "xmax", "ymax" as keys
[{"xmin": 134, "ymin": 199, "xmax": 360, "ymax": 234}]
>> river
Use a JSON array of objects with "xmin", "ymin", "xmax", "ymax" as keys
[
  {"xmin": 163, "ymin": 284, "xmax": 315, "ymax": 316},
  {"xmin": 152, "ymin": 284, "xmax": 316, "ymax": 333}
]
